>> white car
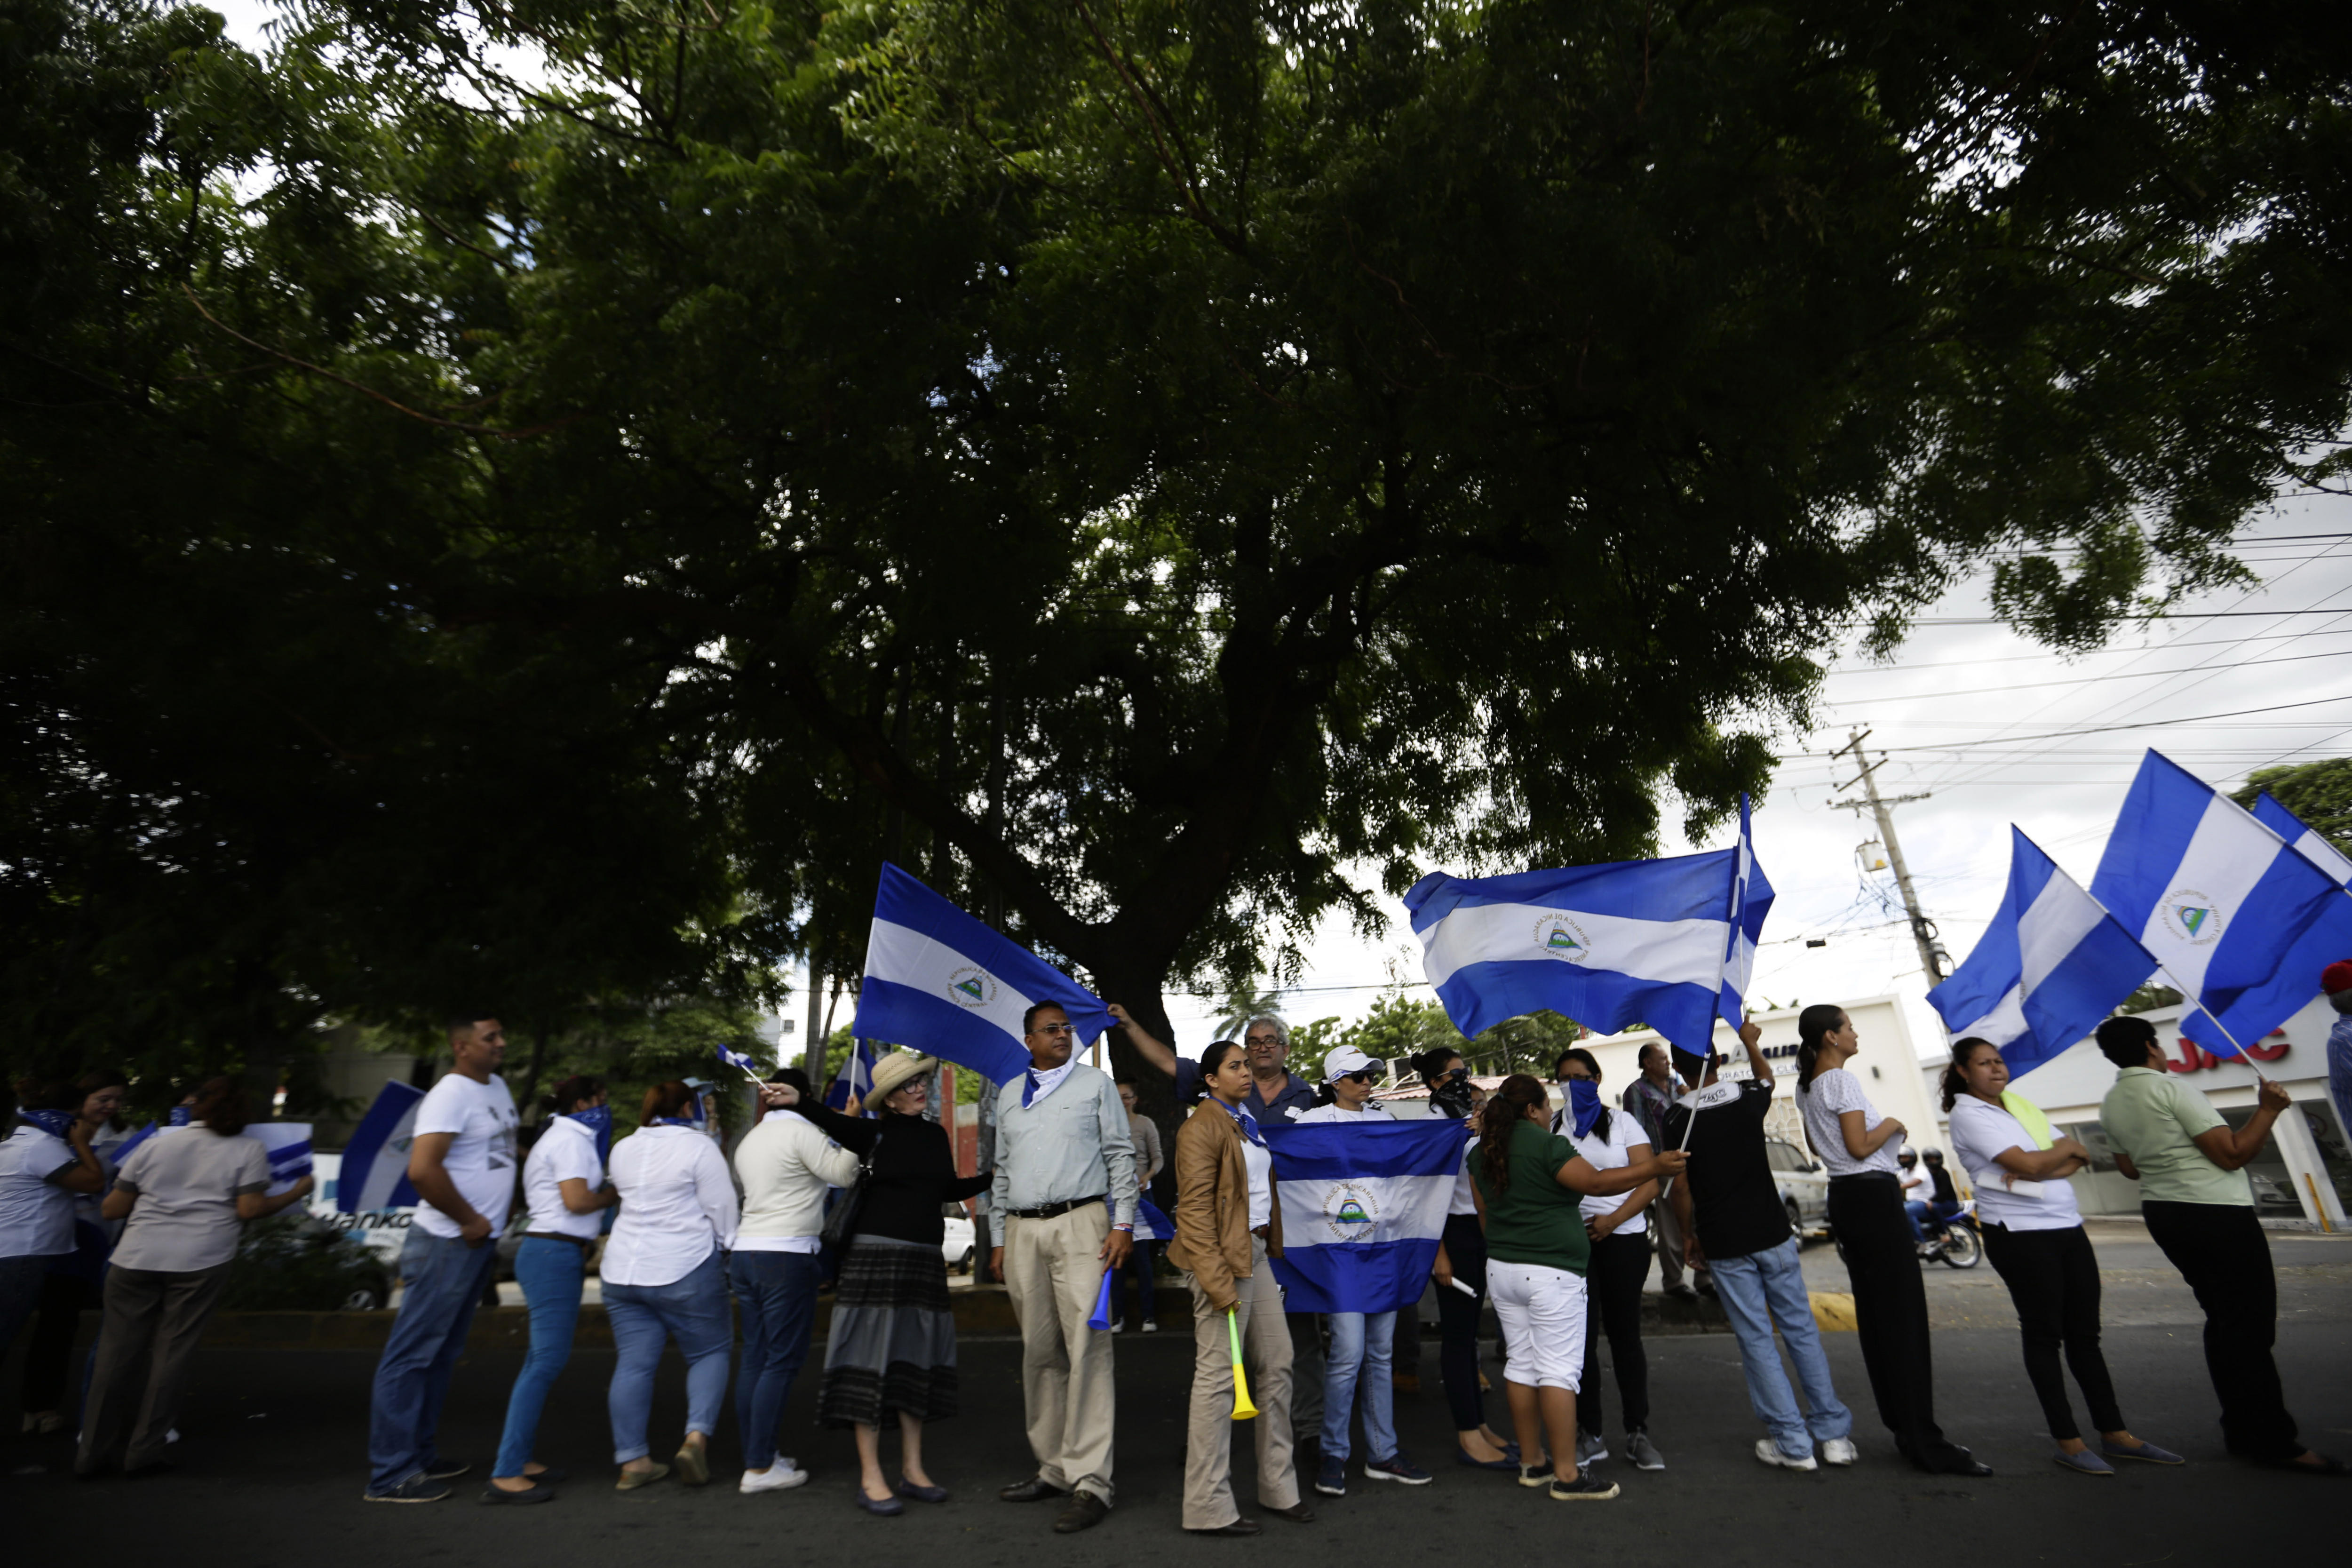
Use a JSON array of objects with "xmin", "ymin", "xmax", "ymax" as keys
[
  {"xmin": 1764, "ymin": 1137, "xmax": 1831, "ymax": 1235},
  {"xmin": 941, "ymin": 1212, "xmax": 976, "ymax": 1274}
]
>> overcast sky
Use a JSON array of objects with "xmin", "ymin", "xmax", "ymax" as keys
[{"xmin": 199, "ymin": 2, "xmax": 2352, "ymax": 1066}]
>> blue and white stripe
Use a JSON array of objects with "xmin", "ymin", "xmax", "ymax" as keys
[
  {"xmin": 2090, "ymin": 750, "xmax": 2346, "ymax": 1054},
  {"xmin": 1928, "ymin": 828, "xmax": 2159, "ymax": 1078},
  {"xmin": 2227, "ymin": 790, "xmax": 2352, "ymax": 1037},
  {"xmin": 1263, "ymin": 1120, "xmax": 1469, "ymax": 1315},
  {"xmin": 854, "ymin": 863, "xmax": 1112, "ymax": 1086},
  {"xmin": 335, "ymin": 1081, "xmax": 425, "ymax": 1213},
  {"xmin": 1404, "ymin": 796, "xmax": 1772, "ymax": 1054},
  {"xmin": 248, "ymin": 1122, "xmax": 314, "ymax": 1196}
]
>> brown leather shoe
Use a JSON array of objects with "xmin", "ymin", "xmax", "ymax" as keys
[
  {"xmin": 1189, "ymin": 1519, "xmax": 1262, "ymax": 1536},
  {"xmin": 1053, "ymin": 1491, "xmax": 1111, "ymax": 1533},
  {"xmin": 1260, "ymin": 1501, "xmax": 1317, "ymax": 1523},
  {"xmin": 999, "ymin": 1477, "xmax": 1069, "ymax": 1503}
]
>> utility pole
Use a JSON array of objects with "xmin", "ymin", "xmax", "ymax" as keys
[{"xmin": 1830, "ymin": 729, "xmax": 1951, "ymax": 986}]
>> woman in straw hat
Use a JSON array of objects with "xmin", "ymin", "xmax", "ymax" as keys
[{"xmin": 817, "ymin": 1051, "xmax": 991, "ymax": 1514}]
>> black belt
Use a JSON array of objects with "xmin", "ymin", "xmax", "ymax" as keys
[
  {"xmin": 523, "ymin": 1230, "xmax": 593, "ymax": 1248},
  {"xmin": 1828, "ymin": 1172, "xmax": 1899, "ymax": 1185},
  {"xmin": 1250, "ymin": 1225, "xmax": 1271, "ymax": 1240},
  {"xmin": 1004, "ymin": 1195, "xmax": 1106, "ymax": 1221}
]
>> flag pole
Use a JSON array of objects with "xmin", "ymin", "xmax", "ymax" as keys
[{"xmin": 2147, "ymin": 963, "xmax": 2273, "ymax": 1090}]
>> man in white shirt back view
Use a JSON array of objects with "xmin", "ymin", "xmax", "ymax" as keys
[{"xmin": 364, "ymin": 1015, "xmax": 519, "ymax": 1503}]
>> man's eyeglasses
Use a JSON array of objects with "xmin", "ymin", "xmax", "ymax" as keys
[{"xmin": 1031, "ymin": 1022, "xmax": 1079, "ymax": 1037}]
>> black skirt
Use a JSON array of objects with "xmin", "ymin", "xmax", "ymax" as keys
[{"xmin": 817, "ymin": 1235, "xmax": 959, "ymax": 1427}]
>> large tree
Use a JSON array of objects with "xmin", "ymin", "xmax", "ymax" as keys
[{"xmin": 7, "ymin": 0, "xmax": 2348, "ymax": 1104}]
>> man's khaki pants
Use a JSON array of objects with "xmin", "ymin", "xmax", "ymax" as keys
[
  {"xmin": 1183, "ymin": 1236, "xmax": 1298, "ymax": 1529},
  {"xmin": 1005, "ymin": 1205, "xmax": 1116, "ymax": 1503}
]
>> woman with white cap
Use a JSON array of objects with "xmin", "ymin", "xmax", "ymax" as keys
[
  {"xmin": 1298, "ymin": 1045, "xmax": 1433, "ymax": 1497},
  {"xmin": 816, "ymin": 1051, "xmax": 991, "ymax": 1515}
]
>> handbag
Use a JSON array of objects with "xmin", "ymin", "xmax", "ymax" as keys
[{"xmin": 820, "ymin": 1128, "xmax": 882, "ymax": 1251}]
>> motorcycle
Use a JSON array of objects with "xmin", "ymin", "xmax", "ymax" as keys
[{"xmin": 1829, "ymin": 1198, "xmax": 1982, "ymax": 1270}]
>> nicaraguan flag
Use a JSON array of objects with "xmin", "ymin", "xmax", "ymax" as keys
[
  {"xmin": 854, "ymin": 863, "xmax": 1114, "ymax": 1085},
  {"xmin": 1127, "ymin": 1194, "xmax": 1176, "ymax": 1243},
  {"xmin": 715, "ymin": 1043, "xmax": 766, "ymax": 1077},
  {"xmin": 248, "ymin": 1123, "xmax": 314, "ymax": 1197},
  {"xmin": 1264, "ymin": 1120, "xmax": 1467, "ymax": 1314},
  {"xmin": 2225, "ymin": 791, "xmax": 2352, "ymax": 1036},
  {"xmin": 335, "ymin": 1081, "xmax": 426, "ymax": 1213},
  {"xmin": 2091, "ymin": 750, "xmax": 2344, "ymax": 1053},
  {"xmin": 825, "ymin": 1039, "xmax": 878, "ymax": 1114},
  {"xmin": 1928, "ymin": 828, "xmax": 2159, "ymax": 1077},
  {"xmin": 1406, "ymin": 800, "xmax": 1773, "ymax": 1053}
]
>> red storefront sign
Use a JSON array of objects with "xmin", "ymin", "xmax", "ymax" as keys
[{"xmin": 2165, "ymin": 1034, "xmax": 2291, "ymax": 1073}]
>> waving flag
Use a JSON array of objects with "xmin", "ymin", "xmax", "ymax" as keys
[
  {"xmin": 1405, "ymin": 797, "xmax": 1773, "ymax": 1054},
  {"xmin": 825, "ymin": 1038, "xmax": 878, "ymax": 1113},
  {"xmin": 247, "ymin": 1123, "xmax": 315, "ymax": 1197},
  {"xmin": 335, "ymin": 1081, "xmax": 426, "ymax": 1213},
  {"xmin": 715, "ymin": 1043, "xmax": 768, "ymax": 1079},
  {"xmin": 1264, "ymin": 1119, "xmax": 1468, "ymax": 1314},
  {"xmin": 2227, "ymin": 791, "xmax": 2352, "ymax": 1036},
  {"xmin": 1928, "ymin": 828, "xmax": 2160, "ymax": 1077},
  {"xmin": 2091, "ymin": 750, "xmax": 2344, "ymax": 1054},
  {"xmin": 853, "ymin": 863, "xmax": 1113, "ymax": 1085}
]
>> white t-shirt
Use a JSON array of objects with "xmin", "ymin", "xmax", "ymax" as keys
[
  {"xmin": 1243, "ymin": 1138, "xmax": 1274, "ymax": 1231},
  {"xmin": 1948, "ymin": 1095, "xmax": 2082, "ymax": 1232},
  {"xmin": 1448, "ymin": 1136, "xmax": 1480, "ymax": 1218},
  {"xmin": 0, "ymin": 1126, "xmax": 79, "ymax": 1259},
  {"xmin": 1294, "ymin": 1101, "xmax": 1395, "ymax": 1125},
  {"xmin": 409, "ymin": 1073, "xmax": 520, "ymax": 1241},
  {"xmin": 520, "ymin": 1115, "xmax": 605, "ymax": 1240},
  {"xmin": 1564, "ymin": 1110, "xmax": 1650, "ymax": 1233},
  {"xmin": 1796, "ymin": 1067, "xmax": 1904, "ymax": 1178}
]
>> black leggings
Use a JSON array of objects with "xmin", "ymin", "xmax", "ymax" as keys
[
  {"xmin": 1827, "ymin": 1174, "xmax": 1969, "ymax": 1468},
  {"xmin": 1980, "ymin": 1222, "xmax": 2123, "ymax": 1442},
  {"xmin": 1436, "ymin": 1213, "xmax": 1490, "ymax": 1433},
  {"xmin": 22, "ymin": 1271, "xmax": 99, "ymax": 1414},
  {"xmin": 2141, "ymin": 1199, "xmax": 2299, "ymax": 1461},
  {"xmin": 1577, "ymin": 1230, "xmax": 1650, "ymax": 1436}
]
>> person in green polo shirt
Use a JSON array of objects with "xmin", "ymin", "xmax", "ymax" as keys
[{"xmin": 2094, "ymin": 1015, "xmax": 2342, "ymax": 1476}]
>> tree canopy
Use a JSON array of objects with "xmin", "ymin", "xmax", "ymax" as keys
[{"xmin": 6, "ymin": 0, "xmax": 2348, "ymax": 1102}]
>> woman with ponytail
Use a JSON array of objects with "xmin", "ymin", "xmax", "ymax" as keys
[
  {"xmin": 1794, "ymin": 1006, "xmax": 1989, "ymax": 1476},
  {"xmin": 1945, "ymin": 1039, "xmax": 2181, "ymax": 1475},
  {"xmin": 1550, "ymin": 1049, "xmax": 1662, "ymax": 1472},
  {"xmin": 1470, "ymin": 1075, "xmax": 1685, "ymax": 1502}
]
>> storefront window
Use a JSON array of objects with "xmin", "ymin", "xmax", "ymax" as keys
[
  {"xmin": 2217, "ymin": 1106, "xmax": 2305, "ymax": 1217},
  {"xmin": 2300, "ymin": 1099, "xmax": 2352, "ymax": 1215}
]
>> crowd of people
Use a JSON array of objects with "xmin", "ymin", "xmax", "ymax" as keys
[{"xmin": 4, "ymin": 979, "xmax": 2347, "ymax": 1521}]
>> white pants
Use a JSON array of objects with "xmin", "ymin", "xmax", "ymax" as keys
[{"xmin": 1487, "ymin": 1259, "xmax": 1587, "ymax": 1391}]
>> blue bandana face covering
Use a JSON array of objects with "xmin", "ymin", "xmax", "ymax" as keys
[
  {"xmin": 648, "ymin": 1115, "xmax": 697, "ymax": 1129},
  {"xmin": 19, "ymin": 1108, "xmax": 78, "ymax": 1140},
  {"xmin": 563, "ymin": 1105, "xmax": 612, "ymax": 1139},
  {"xmin": 1565, "ymin": 1079, "xmax": 1604, "ymax": 1139}
]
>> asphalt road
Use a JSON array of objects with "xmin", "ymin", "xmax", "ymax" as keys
[{"xmin": 10, "ymin": 1221, "xmax": 2345, "ymax": 1564}]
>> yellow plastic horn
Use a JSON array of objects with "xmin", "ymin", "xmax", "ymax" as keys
[{"xmin": 1227, "ymin": 1308, "xmax": 1258, "ymax": 1421}]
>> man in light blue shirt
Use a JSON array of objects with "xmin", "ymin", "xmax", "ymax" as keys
[{"xmin": 988, "ymin": 1003, "xmax": 1138, "ymax": 1533}]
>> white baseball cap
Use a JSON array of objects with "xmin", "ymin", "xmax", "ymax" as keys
[{"xmin": 1321, "ymin": 1045, "xmax": 1387, "ymax": 1084}]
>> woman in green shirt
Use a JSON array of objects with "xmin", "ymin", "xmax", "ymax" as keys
[{"xmin": 1470, "ymin": 1075, "xmax": 1684, "ymax": 1503}]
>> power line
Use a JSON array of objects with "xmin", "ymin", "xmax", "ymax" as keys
[
  {"xmin": 1816, "ymin": 645, "xmax": 2347, "ymax": 704},
  {"xmin": 1820, "ymin": 628, "xmax": 2352, "ymax": 675}
]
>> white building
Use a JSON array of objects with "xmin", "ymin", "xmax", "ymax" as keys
[{"xmin": 1921, "ymin": 996, "xmax": 2351, "ymax": 1231}]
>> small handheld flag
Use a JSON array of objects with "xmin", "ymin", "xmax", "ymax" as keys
[
  {"xmin": 1086, "ymin": 1264, "xmax": 1116, "ymax": 1332},
  {"xmin": 1227, "ymin": 1309, "xmax": 1258, "ymax": 1421},
  {"xmin": 714, "ymin": 1043, "xmax": 768, "ymax": 1083}
]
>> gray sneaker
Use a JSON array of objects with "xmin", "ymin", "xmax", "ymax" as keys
[
  {"xmin": 1623, "ymin": 1430, "xmax": 1665, "ymax": 1471},
  {"xmin": 1574, "ymin": 1430, "xmax": 1608, "ymax": 1468}
]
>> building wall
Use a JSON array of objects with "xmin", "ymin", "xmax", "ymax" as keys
[{"xmin": 1925, "ymin": 996, "xmax": 2351, "ymax": 1230}]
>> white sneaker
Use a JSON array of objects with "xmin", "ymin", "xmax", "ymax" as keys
[
  {"xmin": 1109, "ymin": 1317, "xmax": 1126, "ymax": 1333},
  {"xmin": 741, "ymin": 1462, "xmax": 810, "ymax": 1494},
  {"xmin": 1754, "ymin": 1438, "xmax": 1818, "ymax": 1472},
  {"xmin": 1820, "ymin": 1438, "xmax": 1858, "ymax": 1467},
  {"xmin": 1140, "ymin": 1320, "xmax": 1159, "ymax": 1333}
]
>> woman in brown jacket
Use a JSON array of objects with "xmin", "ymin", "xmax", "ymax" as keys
[{"xmin": 1167, "ymin": 1040, "xmax": 1315, "ymax": 1536}]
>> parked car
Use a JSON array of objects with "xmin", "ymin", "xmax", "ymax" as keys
[
  {"xmin": 941, "ymin": 1210, "xmax": 976, "ymax": 1274},
  {"xmin": 222, "ymin": 1214, "xmax": 398, "ymax": 1311},
  {"xmin": 1764, "ymin": 1137, "xmax": 1830, "ymax": 1236}
]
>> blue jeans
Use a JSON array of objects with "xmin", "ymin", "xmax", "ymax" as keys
[
  {"xmin": 605, "ymin": 1250, "xmax": 732, "ymax": 1464},
  {"xmin": 1320, "ymin": 1310, "xmax": 1398, "ymax": 1464},
  {"xmin": 1709, "ymin": 1237, "xmax": 1852, "ymax": 1459},
  {"xmin": 367, "ymin": 1229, "xmax": 499, "ymax": 1493},
  {"xmin": 492, "ymin": 1238, "xmax": 586, "ymax": 1479},
  {"xmin": 730, "ymin": 1249, "xmax": 825, "ymax": 1470}
]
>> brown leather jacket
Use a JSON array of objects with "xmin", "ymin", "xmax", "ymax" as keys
[{"xmin": 1164, "ymin": 1098, "xmax": 1282, "ymax": 1312}]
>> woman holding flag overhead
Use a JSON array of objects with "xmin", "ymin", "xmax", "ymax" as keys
[
  {"xmin": 1794, "ymin": 1005, "xmax": 1991, "ymax": 1477},
  {"xmin": 1470, "ymin": 1075, "xmax": 1685, "ymax": 1502},
  {"xmin": 1167, "ymin": 1039, "xmax": 1312, "ymax": 1535},
  {"xmin": 1943, "ymin": 1039, "xmax": 2183, "ymax": 1477}
]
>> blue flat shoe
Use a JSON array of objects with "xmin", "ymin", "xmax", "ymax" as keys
[
  {"xmin": 1454, "ymin": 1449, "xmax": 1518, "ymax": 1472},
  {"xmin": 896, "ymin": 1478, "xmax": 950, "ymax": 1504},
  {"xmin": 2053, "ymin": 1449, "xmax": 2114, "ymax": 1476},
  {"xmin": 2100, "ymin": 1439, "xmax": 2184, "ymax": 1465},
  {"xmin": 855, "ymin": 1486, "xmax": 905, "ymax": 1516}
]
